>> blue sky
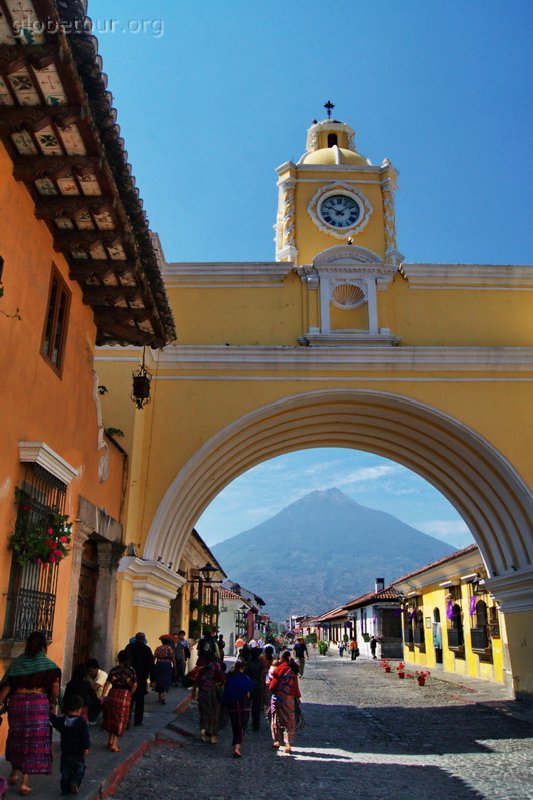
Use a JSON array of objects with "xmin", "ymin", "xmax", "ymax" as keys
[
  {"xmin": 88, "ymin": 0, "xmax": 531, "ymax": 548},
  {"xmin": 195, "ymin": 449, "xmax": 474, "ymax": 549}
]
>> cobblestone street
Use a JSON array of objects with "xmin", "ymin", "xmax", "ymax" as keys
[{"xmin": 110, "ymin": 654, "xmax": 533, "ymax": 800}]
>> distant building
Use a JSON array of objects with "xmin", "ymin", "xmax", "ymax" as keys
[
  {"xmin": 217, "ymin": 588, "xmax": 250, "ymax": 655},
  {"xmin": 221, "ymin": 580, "xmax": 268, "ymax": 641},
  {"xmin": 344, "ymin": 579, "xmax": 403, "ymax": 659},
  {"xmin": 164, "ymin": 530, "xmax": 225, "ymax": 643}
]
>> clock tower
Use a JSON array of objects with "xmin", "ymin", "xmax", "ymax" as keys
[
  {"xmin": 275, "ymin": 110, "xmax": 403, "ymax": 344},
  {"xmin": 275, "ymin": 112, "xmax": 402, "ymax": 266}
]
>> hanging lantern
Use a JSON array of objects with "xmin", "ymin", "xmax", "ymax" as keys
[{"xmin": 132, "ymin": 350, "xmax": 152, "ymax": 410}]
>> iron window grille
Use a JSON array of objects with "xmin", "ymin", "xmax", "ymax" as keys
[{"xmin": 3, "ymin": 465, "xmax": 66, "ymax": 641}]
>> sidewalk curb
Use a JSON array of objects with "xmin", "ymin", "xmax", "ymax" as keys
[
  {"xmin": 98, "ymin": 736, "xmax": 155, "ymax": 800},
  {"xmin": 96, "ymin": 693, "xmax": 195, "ymax": 799}
]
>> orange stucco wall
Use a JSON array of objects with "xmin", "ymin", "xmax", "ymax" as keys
[{"xmin": 0, "ymin": 140, "xmax": 126, "ymax": 690}]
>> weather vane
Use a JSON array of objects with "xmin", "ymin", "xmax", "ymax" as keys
[{"xmin": 324, "ymin": 100, "xmax": 335, "ymax": 119}]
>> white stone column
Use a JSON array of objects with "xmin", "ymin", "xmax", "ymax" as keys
[
  {"xmin": 320, "ymin": 275, "xmax": 331, "ymax": 333},
  {"xmin": 366, "ymin": 278, "xmax": 379, "ymax": 334}
]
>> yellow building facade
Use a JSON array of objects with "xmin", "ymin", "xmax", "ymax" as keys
[
  {"xmin": 97, "ymin": 116, "xmax": 533, "ymax": 700},
  {"xmin": 393, "ymin": 545, "xmax": 507, "ymax": 684}
]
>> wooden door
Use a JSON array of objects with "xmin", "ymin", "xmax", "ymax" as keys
[{"xmin": 72, "ymin": 540, "xmax": 98, "ymax": 670}]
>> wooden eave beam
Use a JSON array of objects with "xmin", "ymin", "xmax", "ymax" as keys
[
  {"xmin": 0, "ymin": 43, "xmax": 58, "ymax": 71},
  {"xmin": 68, "ymin": 260, "xmax": 137, "ymax": 279},
  {"xmin": 0, "ymin": 105, "xmax": 81, "ymax": 130},
  {"xmin": 93, "ymin": 307, "xmax": 153, "ymax": 323},
  {"xmin": 35, "ymin": 196, "xmax": 114, "ymax": 219},
  {"xmin": 82, "ymin": 286, "xmax": 142, "ymax": 304},
  {"xmin": 95, "ymin": 321, "xmax": 158, "ymax": 348},
  {"xmin": 12, "ymin": 155, "xmax": 101, "ymax": 180},
  {"xmin": 54, "ymin": 229, "xmax": 126, "ymax": 248}
]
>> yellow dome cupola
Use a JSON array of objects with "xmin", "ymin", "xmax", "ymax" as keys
[{"xmin": 298, "ymin": 116, "xmax": 371, "ymax": 166}]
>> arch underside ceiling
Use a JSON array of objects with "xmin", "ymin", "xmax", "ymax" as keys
[{"xmin": 145, "ymin": 390, "xmax": 533, "ymax": 584}]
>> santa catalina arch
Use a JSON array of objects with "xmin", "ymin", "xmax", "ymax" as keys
[{"xmin": 97, "ymin": 116, "xmax": 533, "ymax": 698}]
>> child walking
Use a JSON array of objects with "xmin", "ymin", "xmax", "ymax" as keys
[{"xmin": 50, "ymin": 693, "xmax": 90, "ymax": 795}]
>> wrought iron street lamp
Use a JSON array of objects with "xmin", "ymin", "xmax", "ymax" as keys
[
  {"xmin": 199, "ymin": 561, "xmax": 217, "ymax": 583},
  {"xmin": 131, "ymin": 349, "xmax": 152, "ymax": 410}
]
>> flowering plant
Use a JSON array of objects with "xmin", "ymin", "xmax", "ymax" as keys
[
  {"xmin": 380, "ymin": 659, "xmax": 391, "ymax": 669},
  {"xmin": 9, "ymin": 488, "xmax": 72, "ymax": 567},
  {"xmin": 415, "ymin": 670, "xmax": 431, "ymax": 679},
  {"xmin": 396, "ymin": 662, "xmax": 406, "ymax": 672}
]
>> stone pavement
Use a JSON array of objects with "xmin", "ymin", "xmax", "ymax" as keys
[{"xmin": 2, "ymin": 656, "xmax": 532, "ymax": 800}]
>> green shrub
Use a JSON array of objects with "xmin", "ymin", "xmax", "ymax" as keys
[{"xmin": 318, "ymin": 640, "xmax": 329, "ymax": 655}]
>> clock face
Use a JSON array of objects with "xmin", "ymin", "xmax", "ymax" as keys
[{"xmin": 319, "ymin": 194, "xmax": 361, "ymax": 229}]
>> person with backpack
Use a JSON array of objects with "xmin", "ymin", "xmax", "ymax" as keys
[
  {"xmin": 125, "ymin": 632, "xmax": 155, "ymax": 726},
  {"xmin": 196, "ymin": 629, "xmax": 220, "ymax": 666}
]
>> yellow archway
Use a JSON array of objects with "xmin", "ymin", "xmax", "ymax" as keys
[
  {"xmin": 100, "ymin": 114, "xmax": 533, "ymax": 697},
  {"xmin": 145, "ymin": 388, "xmax": 533, "ymax": 597}
]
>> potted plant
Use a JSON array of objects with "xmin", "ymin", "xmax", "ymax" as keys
[
  {"xmin": 396, "ymin": 662, "xmax": 406, "ymax": 678},
  {"xmin": 9, "ymin": 488, "xmax": 72, "ymax": 566},
  {"xmin": 317, "ymin": 640, "xmax": 329, "ymax": 655},
  {"xmin": 380, "ymin": 659, "xmax": 392, "ymax": 673},
  {"xmin": 415, "ymin": 670, "xmax": 431, "ymax": 686}
]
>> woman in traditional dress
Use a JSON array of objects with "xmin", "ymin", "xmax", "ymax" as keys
[
  {"xmin": 153, "ymin": 636, "xmax": 176, "ymax": 704},
  {"xmin": 0, "ymin": 630, "xmax": 61, "ymax": 795},
  {"xmin": 101, "ymin": 650, "xmax": 137, "ymax": 752},
  {"xmin": 195, "ymin": 652, "xmax": 225, "ymax": 744},
  {"xmin": 269, "ymin": 650, "xmax": 301, "ymax": 754},
  {"xmin": 223, "ymin": 661, "xmax": 255, "ymax": 758}
]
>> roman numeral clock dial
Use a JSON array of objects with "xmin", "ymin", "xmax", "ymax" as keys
[{"xmin": 319, "ymin": 194, "xmax": 361, "ymax": 229}]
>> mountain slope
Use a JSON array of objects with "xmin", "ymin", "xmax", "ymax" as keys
[{"xmin": 211, "ymin": 488, "xmax": 456, "ymax": 621}]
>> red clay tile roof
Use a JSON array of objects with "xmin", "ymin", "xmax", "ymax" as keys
[
  {"xmin": 219, "ymin": 588, "xmax": 243, "ymax": 602},
  {"xmin": 391, "ymin": 543, "xmax": 479, "ymax": 585},
  {"xmin": 313, "ymin": 605, "xmax": 347, "ymax": 623},
  {"xmin": 344, "ymin": 586, "xmax": 402, "ymax": 610}
]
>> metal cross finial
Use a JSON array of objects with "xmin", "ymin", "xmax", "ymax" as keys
[{"xmin": 324, "ymin": 100, "xmax": 335, "ymax": 119}]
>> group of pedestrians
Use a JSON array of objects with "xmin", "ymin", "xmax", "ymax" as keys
[
  {"xmin": 0, "ymin": 628, "xmax": 308, "ymax": 792},
  {"xmin": 337, "ymin": 635, "xmax": 379, "ymax": 660},
  {"xmin": 0, "ymin": 629, "xmax": 192, "ymax": 797},
  {"xmin": 191, "ymin": 632, "xmax": 302, "ymax": 758}
]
